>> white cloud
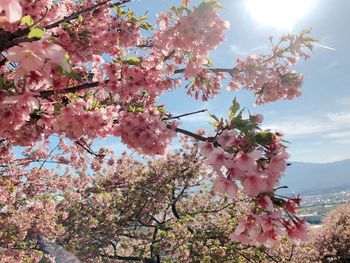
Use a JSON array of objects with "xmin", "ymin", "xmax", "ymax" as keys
[
  {"xmin": 263, "ymin": 110, "xmax": 350, "ymax": 140},
  {"xmin": 263, "ymin": 119, "xmax": 330, "ymax": 138},
  {"xmin": 229, "ymin": 44, "xmax": 268, "ymax": 57},
  {"xmin": 327, "ymin": 112, "xmax": 350, "ymax": 123},
  {"xmin": 325, "ymin": 131, "xmax": 350, "ymax": 139}
]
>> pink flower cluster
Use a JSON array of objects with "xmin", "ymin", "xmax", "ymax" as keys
[
  {"xmin": 6, "ymin": 40, "xmax": 71, "ymax": 87},
  {"xmin": 154, "ymin": 6, "xmax": 229, "ymax": 76},
  {"xmin": 230, "ymin": 212, "xmax": 307, "ymax": 247},
  {"xmin": 155, "ymin": 9, "xmax": 229, "ymax": 55},
  {"xmin": 230, "ymin": 212, "xmax": 282, "ymax": 247},
  {"xmin": 115, "ymin": 108, "xmax": 177, "ymax": 155},
  {"xmin": 1, "ymin": 0, "xmax": 71, "ymax": 32},
  {"xmin": 200, "ymin": 129, "xmax": 289, "ymax": 198},
  {"xmin": 56, "ymin": 2, "xmax": 140, "ymax": 63},
  {"xmin": 0, "ymin": 92, "xmax": 39, "ymax": 139},
  {"xmin": 104, "ymin": 58, "xmax": 173, "ymax": 102},
  {"xmin": 228, "ymin": 55, "xmax": 303, "ymax": 105},
  {"xmin": 199, "ymin": 115, "xmax": 308, "ymax": 246},
  {"xmin": 53, "ymin": 99, "xmax": 119, "ymax": 140}
]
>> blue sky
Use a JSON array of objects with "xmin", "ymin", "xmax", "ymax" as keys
[{"xmin": 102, "ymin": 0, "xmax": 350, "ymax": 163}]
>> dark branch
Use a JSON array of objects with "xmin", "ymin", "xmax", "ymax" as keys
[
  {"xmin": 172, "ymin": 126, "xmax": 213, "ymax": 143},
  {"xmin": 163, "ymin": 109, "xmax": 207, "ymax": 121},
  {"xmin": 39, "ymin": 81, "xmax": 102, "ymax": 98}
]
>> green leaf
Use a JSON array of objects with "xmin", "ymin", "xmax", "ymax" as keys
[
  {"xmin": 139, "ymin": 15, "xmax": 148, "ymax": 21},
  {"xmin": 255, "ymin": 131, "xmax": 274, "ymax": 145},
  {"xmin": 21, "ymin": 15, "xmax": 34, "ymax": 26},
  {"xmin": 207, "ymin": 111, "xmax": 220, "ymax": 122},
  {"xmin": 127, "ymin": 104, "xmax": 144, "ymax": 113},
  {"xmin": 77, "ymin": 15, "xmax": 84, "ymax": 24},
  {"xmin": 139, "ymin": 22, "xmax": 153, "ymax": 30},
  {"xmin": 114, "ymin": 6, "xmax": 126, "ymax": 15},
  {"xmin": 206, "ymin": 57, "xmax": 214, "ymax": 67},
  {"xmin": 28, "ymin": 27, "xmax": 45, "ymax": 39},
  {"xmin": 230, "ymin": 115, "xmax": 246, "ymax": 130},
  {"xmin": 124, "ymin": 57, "xmax": 141, "ymax": 66},
  {"xmin": 229, "ymin": 98, "xmax": 240, "ymax": 120}
]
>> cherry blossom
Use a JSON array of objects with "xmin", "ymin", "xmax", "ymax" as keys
[
  {"xmin": 0, "ymin": 0, "xmax": 22, "ymax": 23},
  {"xmin": 212, "ymin": 172, "xmax": 238, "ymax": 199}
]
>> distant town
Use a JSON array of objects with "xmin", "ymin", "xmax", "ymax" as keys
[{"xmin": 299, "ymin": 189, "xmax": 350, "ymax": 224}]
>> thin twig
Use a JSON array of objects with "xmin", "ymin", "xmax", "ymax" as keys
[
  {"xmin": 39, "ymin": 142, "xmax": 60, "ymax": 170},
  {"xmin": 75, "ymin": 140, "xmax": 104, "ymax": 157},
  {"xmin": 45, "ymin": 0, "xmax": 132, "ymax": 30},
  {"xmin": 163, "ymin": 109, "xmax": 207, "ymax": 121},
  {"xmin": 288, "ymin": 244, "xmax": 296, "ymax": 261}
]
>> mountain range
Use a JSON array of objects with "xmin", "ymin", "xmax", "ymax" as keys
[{"xmin": 279, "ymin": 159, "xmax": 350, "ymax": 195}]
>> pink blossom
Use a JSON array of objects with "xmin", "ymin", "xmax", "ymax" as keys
[
  {"xmin": 6, "ymin": 42, "xmax": 45, "ymax": 72},
  {"xmin": 242, "ymin": 175, "xmax": 268, "ymax": 197},
  {"xmin": 217, "ymin": 129, "xmax": 238, "ymax": 148},
  {"xmin": 207, "ymin": 147, "xmax": 233, "ymax": 170},
  {"xmin": 287, "ymin": 220, "xmax": 308, "ymax": 243},
  {"xmin": 229, "ymin": 218, "xmax": 253, "ymax": 245},
  {"xmin": 212, "ymin": 173, "xmax": 238, "ymax": 199},
  {"xmin": 284, "ymin": 197, "xmax": 300, "ymax": 214},
  {"xmin": 268, "ymin": 150, "xmax": 289, "ymax": 171},
  {"xmin": 6, "ymin": 41, "xmax": 71, "ymax": 74},
  {"xmin": 251, "ymin": 114, "xmax": 264, "ymax": 123},
  {"xmin": 44, "ymin": 43, "xmax": 71, "ymax": 72},
  {"xmin": 0, "ymin": 0, "xmax": 22, "ymax": 23},
  {"xmin": 199, "ymin": 141, "xmax": 215, "ymax": 158},
  {"xmin": 234, "ymin": 150, "xmax": 263, "ymax": 172},
  {"xmin": 257, "ymin": 195, "xmax": 274, "ymax": 212}
]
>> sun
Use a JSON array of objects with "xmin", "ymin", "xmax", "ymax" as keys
[{"xmin": 245, "ymin": 0, "xmax": 316, "ymax": 31}]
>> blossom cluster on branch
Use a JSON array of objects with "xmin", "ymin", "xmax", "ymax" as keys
[{"xmin": 0, "ymin": 0, "xmax": 317, "ymax": 261}]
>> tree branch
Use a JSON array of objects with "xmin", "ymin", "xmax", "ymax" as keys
[
  {"xmin": 163, "ymin": 109, "xmax": 207, "ymax": 121},
  {"xmin": 172, "ymin": 126, "xmax": 214, "ymax": 143},
  {"xmin": 39, "ymin": 81, "xmax": 102, "ymax": 98}
]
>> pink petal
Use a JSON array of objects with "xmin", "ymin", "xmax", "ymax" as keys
[
  {"xmin": 4, "ymin": 0, "xmax": 22, "ymax": 23},
  {"xmin": 21, "ymin": 56, "xmax": 44, "ymax": 72}
]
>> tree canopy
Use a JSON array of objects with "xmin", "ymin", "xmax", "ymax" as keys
[{"xmin": 0, "ymin": 0, "xmax": 323, "ymax": 262}]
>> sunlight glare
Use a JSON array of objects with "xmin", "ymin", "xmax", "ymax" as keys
[{"xmin": 245, "ymin": 0, "xmax": 315, "ymax": 31}]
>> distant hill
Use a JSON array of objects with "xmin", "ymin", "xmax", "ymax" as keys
[{"xmin": 278, "ymin": 159, "xmax": 350, "ymax": 195}]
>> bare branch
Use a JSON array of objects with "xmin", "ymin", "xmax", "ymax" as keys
[{"xmin": 163, "ymin": 109, "xmax": 207, "ymax": 121}]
